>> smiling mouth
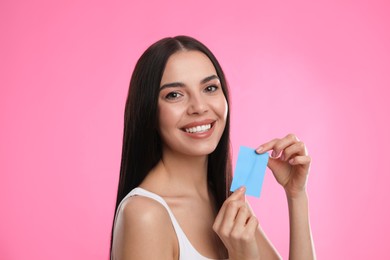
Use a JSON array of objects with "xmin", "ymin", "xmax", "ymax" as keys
[{"xmin": 183, "ymin": 123, "xmax": 214, "ymax": 133}]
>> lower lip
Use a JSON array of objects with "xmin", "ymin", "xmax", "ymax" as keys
[{"xmin": 183, "ymin": 124, "xmax": 215, "ymax": 139}]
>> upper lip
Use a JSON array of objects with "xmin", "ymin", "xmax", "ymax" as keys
[{"xmin": 181, "ymin": 119, "xmax": 215, "ymax": 129}]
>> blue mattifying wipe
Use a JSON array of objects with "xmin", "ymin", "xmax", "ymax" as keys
[{"xmin": 230, "ymin": 146, "xmax": 269, "ymax": 198}]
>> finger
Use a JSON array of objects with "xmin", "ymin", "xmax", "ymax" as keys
[
  {"xmin": 219, "ymin": 186, "xmax": 246, "ymax": 212},
  {"xmin": 243, "ymin": 215, "xmax": 259, "ymax": 239},
  {"xmin": 245, "ymin": 201, "xmax": 256, "ymax": 216},
  {"xmin": 270, "ymin": 134, "xmax": 300, "ymax": 158},
  {"xmin": 267, "ymin": 157, "xmax": 291, "ymax": 177},
  {"xmin": 256, "ymin": 134, "xmax": 300, "ymax": 156},
  {"xmin": 235, "ymin": 206, "xmax": 251, "ymax": 225},
  {"xmin": 256, "ymin": 138, "xmax": 279, "ymax": 154},
  {"xmin": 225, "ymin": 200, "xmax": 246, "ymax": 224},
  {"xmin": 216, "ymin": 200, "xmax": 246, "ymax": 238},
  {"xmin": 268, "ymin": 158, "xmax": 290, "ymax": 183},
  {"xmin": 230, "ymin": 206, "xmax": 251, "ymax": 239},
  {"xmin": 281, "ymin": 141, "xmax": 308, "ymax": 161},
  {"xmin": 214, "ymin": 187, "xmax": 246, "ymax": 229},
  {"xmin": 228, "ymin": 186, "xmax": 246, "ymax": 201},
  {"xmin": 289, "ymin": 155, "xmax": 311, "ymax": 166}
]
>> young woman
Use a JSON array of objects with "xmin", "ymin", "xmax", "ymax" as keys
[{"xmin": 110, "ymin": 36, "xmax": 316, "ymax": 260}]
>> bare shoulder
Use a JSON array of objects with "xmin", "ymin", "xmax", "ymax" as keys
[
  {"xmin": 112, "ymin": 196, "xmax": 178, "ymax": 260},
  {"xmin": 119, "ymin": 195, "xmax": 171, "ymax": 224}
]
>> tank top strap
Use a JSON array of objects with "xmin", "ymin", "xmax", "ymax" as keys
[
  {"xmin": 123, "ymin": 187, "xmax": 222, "ymax": 260},
  {"xmin": 127, "ymin": 187, "xmax": 187, "ymax": 239}
]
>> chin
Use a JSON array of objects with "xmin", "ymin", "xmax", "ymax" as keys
[{"xmin": 169, "ymin": 143, "xmax": 219, "ymax": 157}]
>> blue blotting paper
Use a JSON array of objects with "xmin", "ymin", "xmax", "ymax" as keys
[{"xmin": 230, "ymin": 146, "xmax": 269, "ymax": 198}]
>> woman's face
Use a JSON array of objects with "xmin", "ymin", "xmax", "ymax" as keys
[{"xmin": 158, "ymin": 50, "xmax": 228, "ymax": 157}]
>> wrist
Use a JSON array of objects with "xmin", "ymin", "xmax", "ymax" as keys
[
  {"xmin": 285, "ymin": 189, "xmax": 308, "ymax": 201},
  {"xmin": 229, "ymin": 256, "xmax": 260, "ymax": 260},
  {"xmin": 228, "ymin": 250, "xmax": 260, "ymax": 260}
]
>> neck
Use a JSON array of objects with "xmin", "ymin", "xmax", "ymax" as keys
[{"xmin": 154, "ymin": 147, "xmax": 210, "ymax": 197}]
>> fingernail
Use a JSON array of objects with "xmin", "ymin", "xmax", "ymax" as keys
[
  {"xmin": 256, "ymin": 146, "xmax": 263, "ymax": 153},
  {"xmin": 289, "ymin": 159, "xmax": 294, "ymax": 164},
  {"xmin": 271, "ymin": 151, "xmax": 277, "ymax": 158},
  {"xmin": 239, "ymin": 186, "xmax": 246, "ymax": 192},
  {"xmin": 281, "ymin": 154, "xmax": 285, "ymax": 161}
]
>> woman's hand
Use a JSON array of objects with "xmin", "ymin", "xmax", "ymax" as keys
[
  {"xmin": 213, "ymin": 187, "xmax": 260, "ymax": 260},
  {"xmin": 256, "ymin": 134, "xmax": 311, "ymax": 198}
]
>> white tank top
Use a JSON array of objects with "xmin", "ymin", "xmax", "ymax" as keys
[{"xmin": 113, "ymin": 187, "xmax": 227, "ymax": 260}]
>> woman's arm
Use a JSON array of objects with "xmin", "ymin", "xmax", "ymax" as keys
[
  {"xmin": 112, "ymin": 196, "xmax": 178, "ymax": 260},
  {"xmin": 254, "ymin": 220, "xmax": 282, "ymax": 260},
  {"xmin": 257, "ymin": 133, "xmax": 316, "ymax": 260},
  {"xmin": 287, "ymin": 191, "xmax": 316, "ymax": 260}
]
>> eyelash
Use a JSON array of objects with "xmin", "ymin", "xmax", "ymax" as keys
[
  {"xmin": 164, "ymin": 85, "xmax": 219, "ymax": 100},
  {"xmin": 165, "ymin": 92, "xmax": 182, "ymax": 100},
  {"xmin": 204, "ymin": 85, "xmax": 219, "ymax": 92}
]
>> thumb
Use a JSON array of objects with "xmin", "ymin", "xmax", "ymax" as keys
[
  {"xmin": 214, "ymin": 186, "xmax": 246, "ymax": 227},
  {"xmin": 268, "ymin": 157, "xmax": 291, "ymax": 176},
  {"xmin": 267, "ymin": 157, "xmax": 284, "ymax": 172},
  {"xmin": 228, "ymin": 186, "xmax": 246, "ymax": 202}
]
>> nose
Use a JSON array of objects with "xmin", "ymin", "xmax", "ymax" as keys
[{"xmin": 187, "ymin": 93, "xmax": 208, "ymax": 115}]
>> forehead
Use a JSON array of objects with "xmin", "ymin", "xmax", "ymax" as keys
[{"xmin": 160, "ymin": 50, "xmax": 217, "ymax": 85}]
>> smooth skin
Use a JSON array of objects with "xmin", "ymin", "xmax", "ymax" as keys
[
  {"xmin": 212, "ymin": 134, "xmax": 316, "ymax": 260},
  {"xmin": 256, "ymin": 134, "xmax": 316, "ymax": 260},
  {"xmin": 113, "ymin": 50, "xmax": 231, "ymax": 260},
  {"xmin": 112, "ymin": 51, "xmax": 316, "ymax": 259}
]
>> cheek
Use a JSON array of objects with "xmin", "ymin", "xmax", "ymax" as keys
[
  {"xmin": 216, "ymin": 96, "xmax": 228, "ymax": 120},
  {"xmin": 158, "ymin": 103, "xmax": 182, "ymax": 132}
]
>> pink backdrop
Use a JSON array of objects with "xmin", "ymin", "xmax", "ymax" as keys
[{"xmin": 1, "ymin": 0, "xmax": 389, "ymax": 259}]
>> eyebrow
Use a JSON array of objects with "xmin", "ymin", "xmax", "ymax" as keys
[{"xmin": 160, "ymin": 75, "xmax": 220, "ymax": 91}]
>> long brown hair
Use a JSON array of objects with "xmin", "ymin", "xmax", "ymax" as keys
[{"xmin": 110, "ymin": 35, "xmax": 232, "ymax": 255}]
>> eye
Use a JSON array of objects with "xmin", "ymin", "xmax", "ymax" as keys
[
  {"xmin": 204, "ymin": 85, "xmax": 219, "ymax": 93},
  {"xmin": 165, "ymin": 91, "xmax": 183, "ymax": 100}
]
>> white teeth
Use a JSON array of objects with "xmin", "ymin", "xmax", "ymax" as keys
[{"xmin": 185, "ymin": 124, "xmax": 211, "ymax": 133}]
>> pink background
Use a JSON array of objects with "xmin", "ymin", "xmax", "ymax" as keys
[{"xmin": 1, "ymin": 0, "xmax": 389, "ymax": 259}]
